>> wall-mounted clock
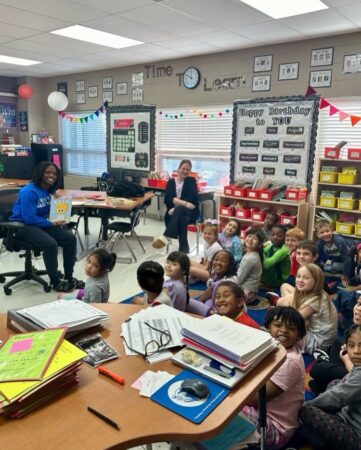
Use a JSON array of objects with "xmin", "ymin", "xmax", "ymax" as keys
[{"xmin": 183, "ymin": 67, "xmax": 201, "ymax": 89}]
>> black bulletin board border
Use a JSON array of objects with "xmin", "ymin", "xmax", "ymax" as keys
[{"xmin": 230, "ymin": 95, "xmax": 320, "ymax": 188}]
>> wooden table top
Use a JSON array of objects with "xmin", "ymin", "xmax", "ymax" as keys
[
  {"xmin": 0, "ymin": 178, "xmax": 29, "ymax": 189},
  {"xmin": 0, "ymin": 304, "xmax": 286, "ymax": 450},
  {"xmin": 57, "ymin": 189, "xmax": 154, "ymax": 211}
]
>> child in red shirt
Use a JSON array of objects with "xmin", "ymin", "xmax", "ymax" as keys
[
  {"xmin": 285, "ymin": 227, "xmax": 305, "ymax": 278},
  {"xmin": 213, "ymin": 280, "xmax": 260, "ymax": 329}
]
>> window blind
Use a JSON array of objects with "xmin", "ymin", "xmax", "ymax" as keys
[{"xmin": 59, "ymin": 113, "xmax": 107, "ymax": 177}]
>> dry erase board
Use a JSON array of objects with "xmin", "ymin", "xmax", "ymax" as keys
[{"xmin": 230, "ymin": 95, "xmax": 319, "ymax": 188}]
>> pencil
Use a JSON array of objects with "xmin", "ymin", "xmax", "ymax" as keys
[{"xmin": 87, "ymin": 406, "xmax": 120, "ymax": 430}]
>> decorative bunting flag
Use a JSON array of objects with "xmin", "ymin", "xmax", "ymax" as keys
[
  {"xmin": 350, "ymin": 115, "xmax": 361, "ymax": 126},
  {"xmin": 320, "ymin": 98, "xmax": 330, "ymax": 109},
  {"xmin": 329, "ymin": 105, "xmax": 339, "ymax": 116},
  {"xmin": 158, "ymin": 107, "xmax": 231, "ymax": 119},
  {"xmin": 339, "ymin": 111, "xmax": 349, "ymax": 122},
  {"xmin": 58, "ymin": 102, "xmax": 107, "ymax": 122}
]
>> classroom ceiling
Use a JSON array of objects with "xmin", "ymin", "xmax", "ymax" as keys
[{"xmin": 0, "ymin": 0, "xmax": 361, "ymax": 78}]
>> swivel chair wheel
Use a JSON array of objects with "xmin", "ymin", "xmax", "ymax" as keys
[
  {"xmin": 0, "ymin": 275, "xmax": 5, "ymax": 283},
  {"xmin": 4, "ymin": 287, "xmax": 12, "ymax": 295},
  {"xmin": 44, "ymin": 285, "xmax": 51, "ymax": 293}
]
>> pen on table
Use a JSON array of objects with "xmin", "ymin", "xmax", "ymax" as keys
[
  {"xmin": 98, "ymin": 365, "xmax": 125, "ymax": 385},
  {"xmin": 87, "ymin": 406, "xmax": 120, "ymax": 430}
]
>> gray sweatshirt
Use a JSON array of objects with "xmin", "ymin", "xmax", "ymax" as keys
[
  {"xmin": 236, "ymin": 251, "xmax": 262, "ymax": 293},
  {"xmin": 304, "ymin": 365, "xmax": 361, "ymax": 436}
]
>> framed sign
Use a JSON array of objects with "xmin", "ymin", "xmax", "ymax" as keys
[
  {"xmin": 106, "ymin": 104, "xmax": 156, "ymax": 178},
  {"xmin": 88, "ymin": 86, "xmax": 98, "ymax": 98},
  {"xmin": 132, "ymin": 88, "xmax": 143, "ymax": 102},
  {"xmin": 278, "ymin": 62, "xmax": 299, "ymax": 81},
  {"xmin": 253, "ymin": 55, "xmax": 272, "ymax": 72},
  {"xmin": 310, "ymin": 70, "xmax": 332, "ymax": 88},
  {"xmin": 102, "ymin": 76, "xmax": 112, "ymax": 90},
  {"xmin": 252, "ymin": 75, "xmax": 271, "ymax": 92},
  {"xmin": 19, "ymin": 111, "xmax": 28, "ymax": 132},
  {"xmin": 310, "ymin": 47, "xmax": 333, "ymax": 67},
  {"xmin": 132, "ymin": 72, "xmax": 144, "ymax": 87},
  {"xmin": 116, "ymin": 82, "xmax": 128, "ymax": 95},
  {"xmin": 76, "ymin": 93, "xmax": 85, "ymax": 104},
  {"xmin": 230, "ymin": 95, "xmax": 320, "ymax": 188},
  {"xmin": 343, "ymin": 54, "xmax": 361, "ymax": 74},
  {"xmin": 76, "ymin": 80, "xmax": 85, "ymax": 92},
  {"xmin": 103, "ymin": 91, "xmax": 113, "ymax": 103},
  {"xmin": 57, "ymin": 82, "xmax": 68, "ymax": 96}
]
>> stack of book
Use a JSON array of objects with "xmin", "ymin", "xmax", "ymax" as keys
[
  {"xmin": 0, "ymin": 329, "xmax": 86, "ymax": 418},
  {"xmin": 177, "ymin": 315, "xmax": 278, "ymax": 385},
  {"xmin": 7, "ymin": 300, "xmax": 109, "ymax": 337}
]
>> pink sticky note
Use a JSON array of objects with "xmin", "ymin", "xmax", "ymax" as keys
[{"xmin": 10, "ymin": 338, "xmax": 33, "ymax": 353}]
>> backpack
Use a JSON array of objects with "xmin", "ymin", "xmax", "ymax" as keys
[{"xmin": 106, "ymin": 181, "xmax": 145, "ymax": 198}]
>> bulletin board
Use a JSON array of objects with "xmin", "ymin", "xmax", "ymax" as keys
[
  {"xmin": 230, "ymin": 95, "xmax": 319, "ymax": 188},
  {"xmin": 106, "ymin": 104, "xmax": 155, "ymax": 178}
]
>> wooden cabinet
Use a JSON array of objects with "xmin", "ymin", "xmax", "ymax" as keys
[
  {"xmin": 218, "ymin": 193, "xmax": 309, "ymax": 233},
  {"xmin": 312, "ymin": 157, "xmax": 361, "ymax": 239}
]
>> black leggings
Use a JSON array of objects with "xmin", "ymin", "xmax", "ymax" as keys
[
  {"xmin": 164, "ymin": 205, "xmax": 193, "ymax": 253},
  {"xmin": 299, "ymin": 405, "xmax": 361, "ymax": 450}
]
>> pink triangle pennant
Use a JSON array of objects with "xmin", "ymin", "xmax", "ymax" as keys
[
  {"xmin": 339, "ymin": 111, "xmax": 349, "ymax": 122},
  {"xmin": 329, "ymin": 105, "xmax": 339, "ymax": 116},
  {"xmin": 305, "ymin": 85, "xmax": 316, "ymax": 96},
  {"xmin": 320, "ymin": 98, "xmax": 330, "ymax": 109}
]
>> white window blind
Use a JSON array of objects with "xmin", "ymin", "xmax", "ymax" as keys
[{"xmin": 59, "ymin": 113, "xmax": 107, "ymax": 177}]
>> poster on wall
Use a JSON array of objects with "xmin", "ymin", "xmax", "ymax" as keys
[
  {"xmin": 107, "ymin": 105, "xmax": 156, "ymax": 176},
  {"xmin": 230, "ymin": 96, "xmax": 319, "ymax": 188},
  {"xmin": 19, "ymin": 111, "xmax": 28, "ymax": 131},
  {"xmin": 0, "ymin": 102, "xmax": 16, "ymax": 128}
]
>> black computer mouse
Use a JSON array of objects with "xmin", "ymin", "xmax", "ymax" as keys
[{"xmin": 180, "ymin": 378, "xmax": 210, "ymax": 399}]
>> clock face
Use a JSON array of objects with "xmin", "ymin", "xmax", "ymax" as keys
[{"xmin": 183, "ymin": 67, "xmax": 201, "ymax": 89}]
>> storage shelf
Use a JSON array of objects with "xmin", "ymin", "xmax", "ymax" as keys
[
  {"xmin": 320, "ymin": 157, "xmax": 360, "ymax": 162},
  {"xmin": 318, "ymin": 182, "xmax": 361, "ymax": 188},
  {"xmin": 219, "ymin": 214, "xmax": 263, "ymax": 224},
  {"xmin": 219, "ymin": 194, "xmax": 305, "ymax": 206},
  {"xmin": 316, "ymin": 206, "xmax": 361, "ymax": 214},
  {"xmin": 338, "ymin": 233, "xmax": 361, "ymax": 240}
]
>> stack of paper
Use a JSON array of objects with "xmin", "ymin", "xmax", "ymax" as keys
[
  {"xmin": 181, "ymin": 314, "xmax": 278, "ymax": 371},
  {"xmin": 16, "ymin": 300, "xmax": 109, "ymax": 334},
  {"xmin": 0, "ymin": 332, "xmax": 86, "ymax": 418}
]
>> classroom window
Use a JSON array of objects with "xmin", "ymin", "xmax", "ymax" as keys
[
  {"xmin": 156, "ymin": 105, "xmax": 233, "ymax": 187},
  {"xmin": 59, "ymin": 113, "xmax": 107, "ymax": 177}
]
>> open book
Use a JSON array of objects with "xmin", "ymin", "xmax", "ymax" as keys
[{"xmin": 49, "ymin": 196, "xmax": 72, "ymax": 223}]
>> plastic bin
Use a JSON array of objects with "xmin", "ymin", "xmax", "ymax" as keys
[
  {"xmin": 319, "ymin": 172, "xmax": 338, "ymax": 183},
  {"xmin": 320, "ymin": 196, "xmax": 337, "ymax": 208},
  {"xmin": 233, "ymin": 187, "xmax": 247, "ymax": 197},
  {"xmin": 337, "ymin": 198, "xmax": 357, "ymax": 210},
  {"xmin": 219, "ymin": 205, "xmax": 234, "ymax": 216},
  {"xmin": 286, "ymin": 189, "xmax": 300, "ymax": 201},
  {"xmin": 156, "ymin": 179, "xmax": 167, "ymax": 188},
  {"xmin": 280, "ymin": 214, "xmax": 297, "ymax": 226},
  {"xmin": 251, "ymin": 210, "xmax": 266, "ymax": 222},
  {"xmin": 247, "ymin": 189, "xmax": 259, "ymax": 199},
  {"xmin": 355, "ymin": 224, "xmax": 361, "ymax": 236},
  {"xmin": 324, "ymin": 147, "xmax": 340, "ymax": 159},
  {"xmin": 224, "ymin": 185, "xmax": 234, "ymax": 196},
  {"xmin": 336, "ymin": 222, "xmax": 355, "ymax": 235},
  {"xmin": 147, "ymin": 179, "xmax": 157, "ymax": 187},
  {"xmin": 359, "ymin": 199, "xmax": 361, "ymax": 211},
  {"xmin": 259, "ymin": 189, "xmax": 277, "ymax": 200},
  {"xmin": 338, "ymin": 173, "xmax": 358, "ymax": 185},
  {"xmin": 347, "ymin": 148, "xmax": 361, "ymax": 160},
  {"xmin": 240, "ymin": 225, "xmax": 251, "ymax": 240},
  {"xmin": 235, "ymin": 208, "xmax": 251, "ymax": 219}
]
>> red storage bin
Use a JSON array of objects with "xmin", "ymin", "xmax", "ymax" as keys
[
  {"xmin": 324, "ymin": 147, "xmax": 340, "ymax": 159},
  {"xmin": 233, "ymin": 187, "xmax": 247, "ymax": 197},
  {"xmin": 235, "ymin": 207, "xmax": 251, "ymax": 219},
  {"xmin": 259, "ymin": 189, "xmax": 277, "ymax": 200},
  {"xmin": 219, "ymin": 205, "xmax": 234, "ymax": 216},
  {"xmin": 347, "ymin": 148, "xmax": 361, "ymax": 160},
  {"xmin": 156, "ymin": 179, "xmax": 167, "ymax": 188},
  {"xmin": 240, "ymin": 225, "xmax": 251, "ymax": 240},
  {"xmin": 147, "ymin": 179, "xmax": 157, "ymax": 187},
  {"xmin": 247, "ymin": 189, "xmax": 259, "ymax": 199},
  {"xmin": 280, "ymin": 214, "xmax": 297, "ymax": 226},
  {"xmin": 251, "ymin": 210, "xmax": 266, "ymax": 222},
  {"xmin": 286, "ymin": 189, "xmax": 300, "ymax": 201},
  {"xmin": 224, "ymin": 185, "xmax": 234, "ymax": 196}
]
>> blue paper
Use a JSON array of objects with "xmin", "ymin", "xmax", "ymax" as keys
[{"xmin": 151, "ymin": 369, "xmax": 230, "ymax": 424}]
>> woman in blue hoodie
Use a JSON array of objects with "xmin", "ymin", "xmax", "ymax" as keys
[{"xmin": 10, "ymin": 161, "xmax": 82, "ymax": 292}]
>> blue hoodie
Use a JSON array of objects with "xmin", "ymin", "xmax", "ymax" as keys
[{"xmin": 10, "ymin": 182, "xmax": 53, "ymax": 228}]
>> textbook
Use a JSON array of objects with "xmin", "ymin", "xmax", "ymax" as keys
[
  {"xmin": 49, "ymin": 196, "xmax": 72, "ymax": 223},
  {"xmin": 0, "ymin": 328, "xmax": 66, "ymax": 382}
]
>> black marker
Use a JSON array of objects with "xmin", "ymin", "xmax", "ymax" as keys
[{"xmin": 87, "ymin": 406, "xmax": 120, "ymax": 430}]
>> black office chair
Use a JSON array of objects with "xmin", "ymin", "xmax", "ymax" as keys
[
  {"xmin": 0, "ymin": 188, "xmax": 50, "ymax": 295},
  {"xmin": 106, "ymin": 206, "xmax": 145, "ymax": 262}
]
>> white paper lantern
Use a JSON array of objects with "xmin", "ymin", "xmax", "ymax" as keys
[{"xmin": 47, "ymin": 91, "xmax": 68, "ymax": 111}]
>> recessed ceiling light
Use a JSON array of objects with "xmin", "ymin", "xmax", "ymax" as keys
[
  {"xmin": 0, "ymin": 55, "xmax": 41, "ymax": 66},
  {"xmin": 241, "ymin": 0, "xmax": 328, "ymax": 19},
  {"xmin": 51, "ymin": 25, "xmax": 143, "ymax": 49}
]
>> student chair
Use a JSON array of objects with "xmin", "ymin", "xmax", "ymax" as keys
[
  {"xmin": 106, "ymin": 206, "xmax": 145, "ymax": 263},
  {"xmin": 0, "ymin": 188, "xmax": 50, "ymax": 295}
]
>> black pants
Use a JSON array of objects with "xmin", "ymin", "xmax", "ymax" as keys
[
  {"xmin": 309, "ymin": 337, "xmax": 347, "ymax": 393},
  {"xmin": 16, "ymin": 225, "xmax": 77, "ymax": 285},
  {"xmin": 164, "ymin": 205, "xmax": 193, "ymax": 253}
]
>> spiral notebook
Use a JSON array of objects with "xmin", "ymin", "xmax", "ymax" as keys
[{"xmin": 180, "ymin": 314, "xmax": 274, "ymax": 366}]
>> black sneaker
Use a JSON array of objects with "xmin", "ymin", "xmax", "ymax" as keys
[
  {"xmin": 52, "ymin": 280, "xmax": 74, "ymax": 293},
  {"xmin": 313, "ymin": 349, "xmax": 330, "ymax": 362},
  {"xmin": 68, "ymin": 278, "xmax": 85, "ymax": 289}
]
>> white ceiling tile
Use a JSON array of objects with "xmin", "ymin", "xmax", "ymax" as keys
[
  {"xmin": 236, "ymin": 21, "xmax": 307, "ymax": 43},
  {"xmin": 24, "ymin": 33, "xmax": 112, "ymax": 54},
  {"xmin": 164, "ymin": 0, "xmax": 270, "ymax": 28},
  {"xmin": 324, "ymin": 0, "xmax": 360, "ymax": 6},
  {"xmin": 0, "ymin": 22, "xmax": 39, "ymax": 39},
  {"xmin": 1, "ymin": 39, "xmax": 83, "ymax": 58},
  {"xmin": 195, "ymin": 31, "xmax": 260, "ymax": 49},
  {"xmin": 0, "ymin": 35, "xmax": 14, "ymax": 44},
  {"xmin": 83, "ymin": 15, "xmax": 176, "ymax": 42},
  {"xmin": 120, "ymin": 3, "xmax": 216, "ymax": 35},
  {"xmin": 119, "ymin": 43, "xmax": 186, "ymax": 59},
  {"xmin": 280, "ymin": 8, "xmax": 357, "ymax": 36},
  {"xmin": 337, "ymin": 4, "xmax": 361, "ymax": 27},
  {"xmin": 71, "ymin": 0, "xmax": 154, "ymax": 14},
  {"xmin": 0, "ymin": 5, "xmax": 70, "ymax": 31}
]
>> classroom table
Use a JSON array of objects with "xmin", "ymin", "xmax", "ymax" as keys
[
  {"xmin": 0, "ymin": 178, "xmax": 29, "ymax": 189},
  {"xmin": 57, "ymin": 189, "xmax": 154, "ymax": 262},
  {"xmin": 0, "ymin": 304, "xmax": 286, "ymax": 450}
]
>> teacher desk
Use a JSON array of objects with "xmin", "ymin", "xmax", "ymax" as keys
[{"xmin": 0, "ymin": 304, "xmax": 286, "ymax": 450}]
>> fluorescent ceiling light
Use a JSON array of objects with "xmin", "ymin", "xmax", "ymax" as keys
[
  {"xmin": 0, "ymin": 55, "xmax": 41, "ymax": 66},
  {"xmin": 241, "ymin": 0, "xmax": 328, "ymax": 19},
  {"xmin": 51, "ymin": 25, "xmax": 143, "ymax": 49}
]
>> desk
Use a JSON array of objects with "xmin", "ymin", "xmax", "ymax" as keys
[
  {"xmin": 143, "ymin": 186, "xmax": 216, "ymax": 221},
  {"xmin": 0, "ymin": 178, "xmax": 29, "ymax": 189},
  {"xmin": 0, "ymin": 304, "xmax": 286, "ymax": 450},
  {"xmin": 57, "ymin": 190, "xmax": 154, "ymax": 262}
]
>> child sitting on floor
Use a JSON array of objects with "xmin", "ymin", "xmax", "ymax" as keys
[
  {"xmin": 299, "ymin": 324, "xmax": 361, "ymax": 450},
  {"xmin": 241, "ymin": 306, "xmax": 306, "ymax": 449},
  {"xmin": 190, "ymin": 220, "xmax": 222, "ymax": 282},
  {"xmin": 285, "ymin": 226, "xmax": 305, "ymax": 280},
  {"xmin": 132, "ymin": 261, "xmax": 172, "ymax": 307},
  {"xmin": 261, "ymin": 212, "xmax": 278, "ymax": 242},
  {"xmin": 213, "ymin": 280, "xmax": 260, "ymax": 329},
  {"xmin": 218, "ymin": 218, "xmax": 243, "ymax": 265}
]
